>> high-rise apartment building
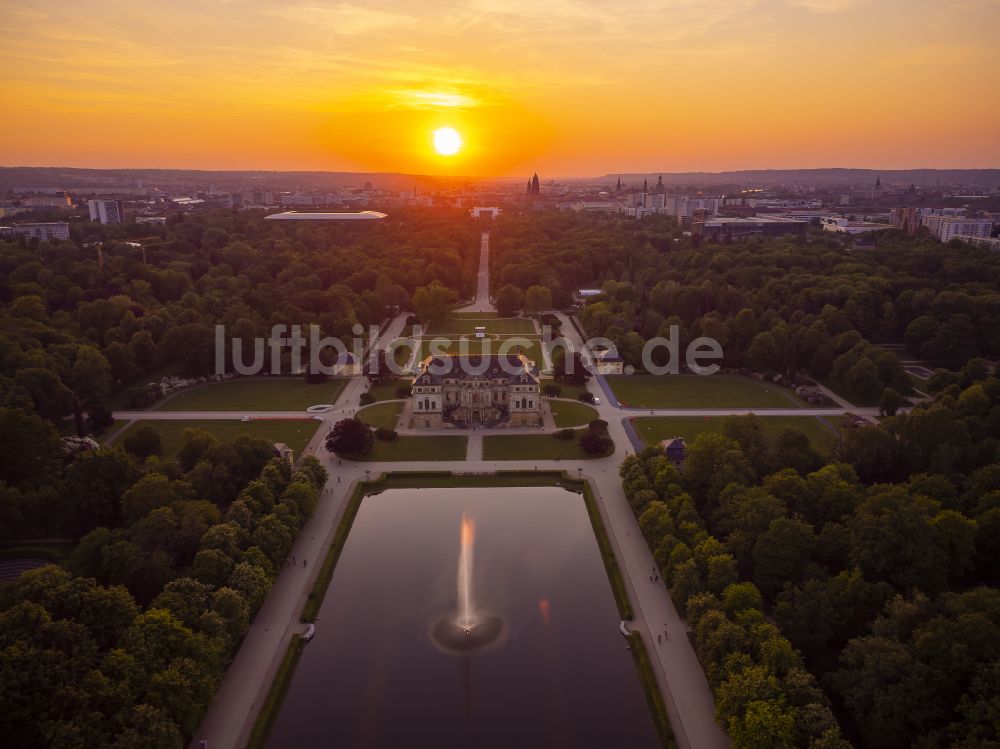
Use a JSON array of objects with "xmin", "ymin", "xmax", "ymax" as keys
[
  {"xmin": 922, "ymin": 215, "xmax": 993, "ymax": 242},
  {"xmin": 87, "ymin": 199, "xmax": 126, "ymax": 224}
]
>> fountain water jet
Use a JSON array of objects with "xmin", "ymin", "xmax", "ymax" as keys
[{"xmin": 431, "ymin": 513, "xmax": 503, "ymax": 653}]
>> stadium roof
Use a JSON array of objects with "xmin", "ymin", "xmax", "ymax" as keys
[{"xmin": 264, "ymin": 210, "xmax": 387, "ymax": 221}]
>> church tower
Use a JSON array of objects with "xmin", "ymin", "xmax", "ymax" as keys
[
  {"xmin": 616, "ymin": 176, "xmax": 622, "ymax": 193},
  {"xmin": 531, "ymin": 173, "xmax": 540, "ymax": 195}
]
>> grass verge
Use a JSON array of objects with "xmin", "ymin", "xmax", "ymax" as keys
[
  {"xmin": 576, "ymin": 478, "xmax": 633, "ymax": 620},
  {"xmin": 245, "ymin": 634, "xmax": 304, "ymax": 749},
  {"xmin": 483, "ymin": 430, "xmax": 610, "ymax": 460},
  {"xmin": 301, "ymin": 484, "xmax": 366, "ymax": 623},
  {"xmin": 607, "ymin": 373, "xmax": 806, "ymax": 409},
  {"xmin": 628, "ymin": 632, "xmax": 678, "ymax": 749}
]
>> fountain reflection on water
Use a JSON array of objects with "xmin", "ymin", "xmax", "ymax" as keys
[{"xmin": 431, "ymin": 514, "xmax": 503, "ymax": 653}]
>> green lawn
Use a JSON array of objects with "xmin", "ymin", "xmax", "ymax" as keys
[
  {"xmin": 483, "ymin": 430, "xmax": 612, "ymax": 460},
  {"xmin": 633, "ymin": 415, "xmax": 841, "ymax": 456},
  {"xmin": 346, "ymin": 435, "xmax": 468, "ymax": 462},
  {"xmin": 116, "ymin": 419, "xmax": 322, "ymax": 459},
  {"xmin": 425, "ymin": 316, "xmax": 536, "ymax": 335},
  {"xmin": 817, "ymin": 377, "xmax": 883, "ymax": 407},
  {"xmin": 367, "ymin": 381, "xmax": 410, "ymax": 402},
  {"xmin": 357, "ymin": 401, "xmax": 404, "ymax": 430},
  {"xmin": 154, "ymin": 377, "xmax": 347, "ymax": 411},
  {"xmin": 419, "ymin": 337, "xmax": 542, "ymax": 365},
  {"xmin": 607, "ymin": 374, "xmax": 805, "ymax": 409},
  {"xmin": 549, "ymin": 399, "xmax": 600, "ymax": 427},
  {"xmin": 544, "ymin": 381, "xmax": 592, "ymax": 401}
]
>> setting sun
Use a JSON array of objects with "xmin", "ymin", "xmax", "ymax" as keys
[{"xmin": 432, "ymin": 127, "xmax": 462, "ymax": 157}]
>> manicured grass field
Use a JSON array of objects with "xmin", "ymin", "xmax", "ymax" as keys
[
  {"xmin": 817, "ymin": 377, "xmax": 885, "ymax": 407},
  {"xmin": 549, "ymin": 399, "xmax": 600, "ymax": 427},
  {"xmin": 366, "ymin": 380, "xmax": 411, "ymax": 402},
  {"xmin": 419, "ymin": 337, "xmax": 542, "ymax": 365},
  {"xmin": 116, "ymin": 418, "xmax": 322, "ymax": 458},
  {"xmin": 356, "ymin": 401, "xmax": 404, "ymax": 430},
  {"xmin": 544, "ymin": 381, "xmax": 592, "ymax": 401},
  {"xmin": 607, "ymin": 374, "xmax": 805, "ymax": 409},
  {"xmin": 483, "ymin": 430, "xmax": 612, "ymax": 460},
  {"xmin": 633, "ymin": 415, "xmax": 841, "ymax": 456},
  {"xmin": 425, "ymin": 316, "xmax": 536, "ymax": 335},
  {"xmin": 154, "ymin": 377, "xmax": 347, "ymax": 411},
  {"xmin": 347, "ymin": 435, "xmax": 468, "ymax": 462}
]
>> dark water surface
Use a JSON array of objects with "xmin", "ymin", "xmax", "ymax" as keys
[{"xmin": 267, "ymin": 486, "xmax": 658, "ymax": 748}]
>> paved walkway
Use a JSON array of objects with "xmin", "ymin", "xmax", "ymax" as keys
[
  {"xmin": 457, "ymin": 231, "xmax": 493, "ymax": 313},
  {"xmin": 466, "ymin": 431, "xmax": 483, "ymax": 460}
]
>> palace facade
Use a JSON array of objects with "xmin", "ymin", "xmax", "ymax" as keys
[{"xmin": 411, "ymin": 354, "xmax": 542, "ymax": 428}]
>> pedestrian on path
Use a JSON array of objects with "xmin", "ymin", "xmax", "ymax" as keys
[
  {"xmin": 303, "ymin": 559, "xmax": 307, "ymax": 567},
  {"xmin": 658, "ymin": 634, "xmax": 662, "ymax": 644}
]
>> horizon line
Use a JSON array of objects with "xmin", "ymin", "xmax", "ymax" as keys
[{"xmin": 3, "ymin": 164, "xmax": 1000, "ymax": 183}]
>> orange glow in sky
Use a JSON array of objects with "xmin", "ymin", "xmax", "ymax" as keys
[{"xmin": 1, "ymin": 1, "xmax": 997, "ymax": 176}]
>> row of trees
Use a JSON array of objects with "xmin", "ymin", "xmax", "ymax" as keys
[
  {"xmin": 1, "ymin": 427, "xmax": 327, "ymax": 746},
  {"xmin": 621, "ymin": 393, "xmax": 1000, "ymax": 747}
]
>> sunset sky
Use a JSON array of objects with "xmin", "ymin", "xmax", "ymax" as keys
[{"xmin": 2, "ymin": 0, "xmax": 998, "ymax": 177}]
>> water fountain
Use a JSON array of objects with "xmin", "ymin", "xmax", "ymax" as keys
[{"xmin": 431, "ymin": 514, "xmax": 503, "ymax": 653}]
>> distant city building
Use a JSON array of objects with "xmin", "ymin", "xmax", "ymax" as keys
[
  {"xmin": 955, "ymin": 235, "xmax": 1000, "ymax": 251},
  {"xmin": 25, "ymin": 194, "xmax": 72, "ymax": 208},
  {"xmin": 1, "ymin": 222, "xmax": 71, "ymax": 241},
  {"xmin": 469, "ymin": 206, "xmax": 501, "ymax": 219},
  {"xmin": 922, "ymin": 215, "xmax": 993, "ymax": 242},
  {"xmin": 87, "ymin": 199, "xmax": 126, "ymax": 224},
  {"xmin": 527, "ymin": 173, "xmax": 540, "ymax": 195},
  {"xmin": 890, "ymin": 206, "xmax": 922, "ymax": 235},
  {"xmin": 135, "ymin": 216, "xmax": 167, "ymax": 225},
  {"xmin": 664, "ymin": 196, "xmax": 721, "ymax": 221},
  {"xmin": 693, "ymin": 216, "xmax": 807, "ymax": 241}
]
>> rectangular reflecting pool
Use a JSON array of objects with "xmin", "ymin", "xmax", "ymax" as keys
[{"xmin": 267, "ymin": 485, "xmax": 658, "ymax": 748}]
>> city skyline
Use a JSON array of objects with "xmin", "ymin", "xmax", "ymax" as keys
[{"xmin": 2, "ymin": 0, "xmax": 998, "ymax": 176}]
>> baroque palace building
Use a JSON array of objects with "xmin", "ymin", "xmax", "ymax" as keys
[{"xmin": 411, "ymin": 354, "xmax": 541, "ymax": 428}]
